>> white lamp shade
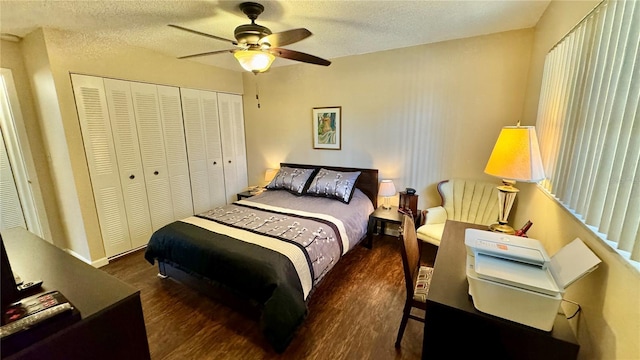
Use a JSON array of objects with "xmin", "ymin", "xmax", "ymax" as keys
[
  {"xmin": 484, "ymin": 126, "xmax": 545, "ymax": 182},
  {"xmin": 234, "ymin": 50, "xmax": 275, "ymax": 73},
  {"xmin": 264, "ymin": 168, "xmax": 278, "ymax": 182},
  {"xmin": 378, "ymin": 180, "xmax": 396, "ymax": 197}
]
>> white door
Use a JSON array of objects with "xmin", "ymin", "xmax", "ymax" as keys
[
  {"xmin": 0, "ymin": 127, "xmax": 26, "ymax": 230},
  {"xmin": 218, "ymin": 93, "xmax": 248, "ymax": 203},
  {"xmin": 103, "ymin": 78, "xmax": 153, "ymax": 249},
  {"xmin": 71, "ymin": 74, "xmax": 132, "ymax": 257},
  {"xmin": 157, "ymin": 85, "xmax": 194, "ymax": 219},
  {"xmin": 201, "ymin": 91, "xmax": 227, "ymax": 207},
  {"xmin": 1, "ymin": 68, "xmax": 45, "ymax": 236},
  {"xmin": 181, "ymin": 88, "xmax": 226, "ymax": 213},
  {"xmin": 130, "ymin": 82, "xmax": 175, "ymax": 231}
]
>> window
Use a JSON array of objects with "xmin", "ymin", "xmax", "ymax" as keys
[{"xmin": 536, "ymin": 0, "xmax": 639, "ymax": 269}]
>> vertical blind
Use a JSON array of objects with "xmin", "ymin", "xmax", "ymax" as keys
[{"xmin": 536, "ymin": 0, "xmax": 639, "ymax": 265}]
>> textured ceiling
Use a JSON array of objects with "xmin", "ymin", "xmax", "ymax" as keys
[{"xmin": 0, "ymin": 0, "xmax": 551, "ymax": 72}]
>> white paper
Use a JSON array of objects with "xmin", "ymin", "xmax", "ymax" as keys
[{"xmin": 550, "ymin": 238, "xmax": 601, "ymax": 289}]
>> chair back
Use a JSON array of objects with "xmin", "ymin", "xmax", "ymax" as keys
[
  {"xmin": 399, "ymin": 215, "xmax": 420, "ymax": 297},
  {"xmin": 439, "ymin": 179, "xmax": 501, "ymax": 226}
]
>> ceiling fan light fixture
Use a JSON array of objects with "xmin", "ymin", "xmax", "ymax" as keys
[
  {"xmin": 170, "ymin": 2, "xmax": 329, "ymax": 69},
  {"xmin": 234, "ymin": 50, "xmax": 275, "ymax": 73}
]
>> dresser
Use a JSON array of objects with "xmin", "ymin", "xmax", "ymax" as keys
[{"xmin": 2, "ymin": 227, "xmax": 150, "ymax": 360}]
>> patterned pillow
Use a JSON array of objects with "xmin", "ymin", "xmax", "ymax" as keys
[
  {"xmin": 266, "ymin": 167, "xmax": 317, "ymax": 195},
  {"xmin": 305, "ymin": 168, "xmax": 361, "ymax": 204}
]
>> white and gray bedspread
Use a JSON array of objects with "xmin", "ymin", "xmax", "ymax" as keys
[
  {"xmin": 144, "ymin": 188, "xmax": 373, "ymax": 352},
  {"xmin": 241, "ymin": 188, "xmax": 373, "ymax": 252}
]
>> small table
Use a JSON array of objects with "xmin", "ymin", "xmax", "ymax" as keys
[
  {"xmin": 366, "ymin": 206, "xmax": 404, "ymax": 248},
  {"xmin": 236, "ymin": 191, "xmax": 254, "ymax": 201}
]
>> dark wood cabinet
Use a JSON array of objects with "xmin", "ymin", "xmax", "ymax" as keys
[
  {"xmin": 398, "ymin": 192, "xmax": 418, "ymax": 218},
  {"xmin": 1, "ymin": 228, "xmax": 150, "ymax": 360}
]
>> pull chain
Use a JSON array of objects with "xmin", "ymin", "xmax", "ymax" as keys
[{"xmin": 255, "ymin": 79, "xmax": 261, "ymax": 109}]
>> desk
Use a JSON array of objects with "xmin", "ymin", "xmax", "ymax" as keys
[
  {"xmin": 2, "ymin": 227, "xmax": 150, "ymax": 360},
  {"xmin": 422, "ymin": 220, "xmax": 579, "ymax": 359}
]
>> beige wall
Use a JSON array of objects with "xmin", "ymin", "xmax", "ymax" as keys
[
  {"xmin": 515, "ymin": 1, "xmax": 639, "ymax": 359},
  {"xmin": 7, "ymin": 28, "xmax": 243, "ymax": 264},
  {"xmin": 0, "ymin": 39, "xmax": 63, "ymax": 246},
  {"xmin": 20, "ymin": 29, "xmax": 92, "ymax": 259},
  {"xmin": 242, "ymin": 29, "xmax": 534, "ymax": 209}
]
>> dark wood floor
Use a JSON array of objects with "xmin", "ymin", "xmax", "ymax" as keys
[{"xmin": 101, "ymin": 233, "xmax": 437, "ymax": 360}]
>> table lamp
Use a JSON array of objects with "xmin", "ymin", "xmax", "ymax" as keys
[
  {"xmin": 264, "ymin": 168, "xmax": 278, "ymax": 185},
  {"xmin": 378, "ymin": 180, "xmax": 396, "ymax": 210},
  {"xmin": 484, "ymin": 124, "xmax": 545, "ymax": 234}
]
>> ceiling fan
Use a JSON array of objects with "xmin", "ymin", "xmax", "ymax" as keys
[{"xmin": 169, "ymin": 2, "xmax": 331, "ymax": 73}]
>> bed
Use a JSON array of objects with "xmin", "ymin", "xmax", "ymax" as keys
[{"xmin": 144, "ymin": 163, "xmax": 378, "ymax": 352}]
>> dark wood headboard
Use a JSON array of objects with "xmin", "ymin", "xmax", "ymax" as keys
[{"xmin": 280, "ymin": 163, "xmax": 379, "ymax": 208}]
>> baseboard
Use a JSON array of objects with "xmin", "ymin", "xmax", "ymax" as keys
[{"xmin": 65, "ymin": 248, "xmax": 108, "ymax": 268}]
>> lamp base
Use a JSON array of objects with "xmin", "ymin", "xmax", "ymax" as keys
[
  {"xmin": 382, "ymin": 196, "xmax": 392, "ymax": 210},
  {"xmin": 488, "ymin": 223, "xmax": 516, "ymax": 235}
]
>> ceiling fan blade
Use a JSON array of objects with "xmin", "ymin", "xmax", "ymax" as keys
[
  {"xmin": 177, "ymin": 49, "xmax": 235, "ymax": 59},
  {"xmin": 260, "ymin": 28, "xmax": 312, "ymax": 48},
  {"xmin": 168, "ymin": 24, "xmax": 237, "ymax": 45},
  {"xmin": 268, "ymin": 48, "xmax": 331, "ymax": 66}
]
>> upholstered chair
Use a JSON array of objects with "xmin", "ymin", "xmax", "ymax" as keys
[{"xmin": 416, "ymin": 179, "xmax": 501, "ymax": 247}]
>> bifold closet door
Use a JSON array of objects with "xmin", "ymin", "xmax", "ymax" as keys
[
  {"xmin": 218, "ymin": 93, "xmax": 248, "ymax": 204},
  {"xmin": 102, "ymin": 79, "xmax": 154, "ymax": 250},
  {"xmin": 130, "ymin": 82, "xmax": 187, "ymax": 230},
  {"xmin": 72, "ymin": 74, "xmax": 135, "ymax": 257},
  {"xmin": 74, "ymin": 75, "xmax": 194, "ymax": 257},
  {"xmin": 156, "ymin": 85, "xmax": 194, "ymax": 219},
  {"xmin": 181, "ymin": 88, "xmax": 226, "ymax": 213}
]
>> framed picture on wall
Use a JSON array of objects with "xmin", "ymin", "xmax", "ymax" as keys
[{"xmin": 312, "ymin": 106, "xmax": 341, "ymax": 150}]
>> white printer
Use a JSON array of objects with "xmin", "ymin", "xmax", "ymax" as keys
[{"xmin": 464, "ymin": 228, "xmax": 601, "ymax": 331}]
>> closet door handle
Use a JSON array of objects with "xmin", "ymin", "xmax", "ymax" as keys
[
  {"xmin": 228, "ymin": 160, "xmax": 232, "ymax": 164},
  {"xmin": 213, "ymin": 161, "xmax": 217, "ymax": 165},
  {"xmin": 129, "ymin": 175, "xmax": 135, "ymax": 180},
  {"xmin": 154, "ymin": 171, "xmax": 159, "ymax": 175}
]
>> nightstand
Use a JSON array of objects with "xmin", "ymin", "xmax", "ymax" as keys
[
  {"xmin": 365, "ymin": 206, "xmax": 404, "ymax": 248},
  {"xmin": 236, "ymin": 191, "xmax": 254, "ymax": 201}
]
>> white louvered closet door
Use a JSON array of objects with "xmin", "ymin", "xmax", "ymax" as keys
[
  {"xmin": 181, "ymin": 88, "xmax": 211, "ymax": 214},
  {"xmin": 71, "ymin": 74, "xmax": 132, "ymax": 257},
  {"xmin": 103, "ymin": 79, "xmax": 153, "ymax": 250},
  {"xmin": 0, "ymin": 128, "xmax": 26, "ymax": 230},
  {"xmin": 157, "ymin": 85, "xmax": 194, "ymax": 219},
  {"xmin": 130, "ymin": 82, "xmax": 175, "ymax": 231},
  {"xmin": 218, "ymin": 93, "xmax": 248, "ymax": 204},
  {"xmin": 181, "ymin": 88, "xmax": 226, "ymax": 213},
  {"xmin": 201, "ymin": 91, "xmax": 227, "ymax": 207}
]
